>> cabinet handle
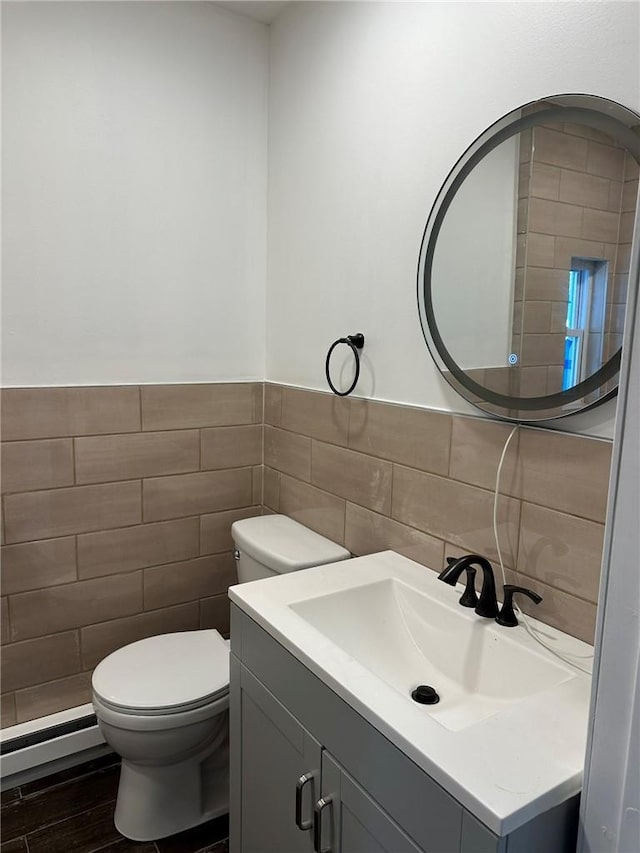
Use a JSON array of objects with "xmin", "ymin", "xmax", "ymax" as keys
[
  {"xmin": 295, "ymin": 772, "xmax": 314, "ymax": 831},
  {"xmin": 313, "ymin": 796, "xmax": 333, "ymax": 853}
]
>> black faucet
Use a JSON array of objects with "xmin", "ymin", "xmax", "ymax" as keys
[
  {"xmin": 438, "ymin": 554, "xmax": 498, "ymax": 618},
  {"xmin": 496, "ymin": 585, "xmax": 542, "ymax": 627}
]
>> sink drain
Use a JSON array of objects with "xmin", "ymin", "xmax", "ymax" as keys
[{"xmin": 411, "ymin": 685, "xmax": 440, "ymax": 705}]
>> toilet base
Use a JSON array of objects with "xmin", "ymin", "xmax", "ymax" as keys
[{"xmin": 114, "ymin": 736, "xmax": 229, "ymax": 841}]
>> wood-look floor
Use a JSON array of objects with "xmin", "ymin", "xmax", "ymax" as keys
[{"xmin": 0, "ymin": 754, "xmax": 229, "ymax": 853}]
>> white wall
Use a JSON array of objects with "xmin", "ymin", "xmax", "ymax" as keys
[
  {"xmin": 266, "ymin": 1, "xmax": 640, "ymax": 437},
  {"xmin": 1, "ymin": 1, "xmax": 268, "ymax": 386},
  {"xmin": 3, "ymin": 0, "xmax": 638, "ymax": 438}
]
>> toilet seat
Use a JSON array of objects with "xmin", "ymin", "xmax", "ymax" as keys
[{"xmin": 92, "ymin": 630, "xmax": 229, "ymax": 716}]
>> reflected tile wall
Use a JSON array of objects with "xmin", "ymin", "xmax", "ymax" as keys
[{"xmin": 514, "ymin": 117, "xmax": 636, "ymax": 386}]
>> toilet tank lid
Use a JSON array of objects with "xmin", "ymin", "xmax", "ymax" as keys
[{"xmin": 232, "ymin": 515, "xmax": 350, "ymax": 573}]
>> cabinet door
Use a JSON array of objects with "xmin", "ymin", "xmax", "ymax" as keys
[
  {"xmin": 319, "ymin": 752, "xmax": 423, "ymax": 853},
  {"xmin": 237, "ymin": 664, "xmax": 321, "ymax": 853}
]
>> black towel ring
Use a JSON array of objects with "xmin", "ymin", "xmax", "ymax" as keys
[{"xmin": 325, "ymin": 333, "xmax": 365, "ymax": 396}]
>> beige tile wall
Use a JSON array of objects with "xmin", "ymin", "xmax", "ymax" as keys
[
  {"xmin": 1, "ymin": 384, "xmax": 263, "ymax": 726},
  {"xmin": 0, "ymin": 381, "xmax": 612, "ymax": 727},
  {"xmin": 263, "ymin": 384, "xmax": 610, "ymax": 649}
]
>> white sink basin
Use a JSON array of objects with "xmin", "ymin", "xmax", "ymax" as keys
[
  {"xmin": 290, "ymin": 577, "xmax": 573, "ymax": 730},
  {"xmin": 229, "ymin": 550, "xmax": 592, "ymax": 835}
]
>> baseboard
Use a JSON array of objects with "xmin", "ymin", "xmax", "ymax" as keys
[{"xmin": 1, "ymin": 703, "xmax": 107, "ymax": 790}]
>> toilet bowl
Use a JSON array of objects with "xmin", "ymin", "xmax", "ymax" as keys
[
  {"xmin": 92, "ymin": 629, "xmax": 230, "ymax": 841},
  {"xmin": 92, "ymin": 514, "xmax": 350, "ymax": 841}
]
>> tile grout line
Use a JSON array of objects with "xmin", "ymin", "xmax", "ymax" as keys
[
  {"xmin": 77, "ymin": 619, "xmax": 85, "ymax": 684},
  {"xmin": 12, "ymin": 670, "xmax": 93, "ymax": 713},
  {"xmin": 138, "ymin": 384, "xmax": 143, "ymax": 433},
  {"xmin": 3, "ymin": 745, "xmax": 229, "ymax": 853},
  {"xmin": 71, "ymin": 435, "xmax": 78, "ymax": 487},
  {"xmin": 260, "ymin": 381, "xmax": 267, "ymax": 513},
  {"xmin": 270, "ymin": 451, "xmax": 605, "ymax": 539},
  {"xmin": 5, "ymin": 567, "xmax": 251, "ymax": 652},
  {"xmin": 14, "ymin": 759, "xmax": 119, "ymax": 802},
  {"xmin": 141, "ymin": 555, "xmax": 147, "ymax": 612},
  {"xmin": 73, "ymin": 529, "xmax": 80, "ymax": 584},
  {"xmin": 274, "ymin": 470, "xmax": 599, "ymax": 602},
  {"xmin": 2, "ymin": 382, "xmax": 616, "ymax": 445},
  {"xmin": 4, "ymin": 541, "xmax": 205, "ymax": 597},
  {"xmin": 445, "ymin": 412, "xmax": 455, "ymax": 479},
  {"xmin": 1, "ymin": 463, "xmax": 265, "ymax": 500},
  {"xmin": 139, "ymin": 477, "xmax": 145, "ymax": 528},
  {"xmin": 18, "ymin": 797, "xmax": 119, "ymax": 846},
  {"xmin": 260, "ymin": 381, "xmax": 265, "ymax": 507}
]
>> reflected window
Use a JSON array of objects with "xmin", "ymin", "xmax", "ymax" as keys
[{"xmin": 563, "ymin": 258, "xmax": 608, "ymax": 390}]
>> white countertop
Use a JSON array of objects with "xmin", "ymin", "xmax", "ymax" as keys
[{"xmin": 229, "ymin": 551, "xmax": 593, "ymax": 837}]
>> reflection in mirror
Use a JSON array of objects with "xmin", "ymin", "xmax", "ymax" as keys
[
  {"xmin": 419, "ymin": 95, "xmax": 640, "ymax": 421},
  {"xmin": 511, "ymin": 111, "xmax": 636, "ymax": 402}
]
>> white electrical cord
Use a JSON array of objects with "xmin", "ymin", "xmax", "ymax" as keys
[{"xmin": 493, "ymin": 424, "xmax": 593, "ymax": 674}]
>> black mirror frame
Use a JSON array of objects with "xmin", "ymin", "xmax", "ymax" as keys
[{"xmin": 417, "ymin": 96, "xmax": 640, "ymax": 422}]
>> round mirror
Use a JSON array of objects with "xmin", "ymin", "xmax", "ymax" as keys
[{"xmin": 418, "ymin": 94, "xmax": 640, "ymax": 421}]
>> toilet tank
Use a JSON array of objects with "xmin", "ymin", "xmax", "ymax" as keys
[{"xmin": 231, "ymin": 515, "xmax": 350, "ymax": 583}]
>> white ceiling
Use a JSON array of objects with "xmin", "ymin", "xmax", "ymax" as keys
[{"xmin": 213, "ymin": 1, "xmax": 290, "ymax": 25}]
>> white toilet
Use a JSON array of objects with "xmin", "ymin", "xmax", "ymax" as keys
[{"xmin": 91, "ymin": 514, "xmax": 350, "ymax": 841}]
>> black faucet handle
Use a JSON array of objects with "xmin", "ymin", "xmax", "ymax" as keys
[
  {"xmin": 496, "ymin": 584, "xmax": 543, "ymax": 627},
  {"xmin": 439, "ymin": 555, "xmax": 493, "ymax": 614},
  {"xmin": 440, "ymin": 557, "xmax": 479, "ymax": 608},
  {"xmin": 459, "ymin": 566, "xmax": 479, "ymax": 608}
]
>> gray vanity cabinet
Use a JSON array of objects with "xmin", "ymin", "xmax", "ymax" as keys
[
  {"xmin": 231, "ymin": 657, "xmax": 321, "ymax": 853},
  {"xmin": 230, "ymin": 605, "xmax": 579, "ymax": 853},
  {"xmin": 231, "ymin": 649, "xmax": 420, "ymax": 853},
  {"xmin": 320, "ymin": 751, "xmax": 423, "ymax": 853}
]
